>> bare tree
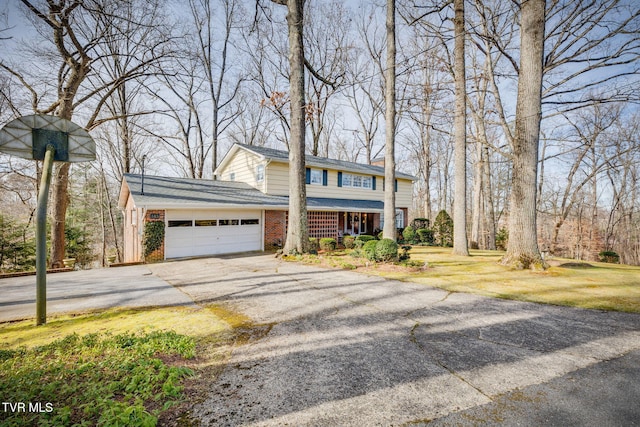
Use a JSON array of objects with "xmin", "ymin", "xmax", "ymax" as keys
[
  {"xmin": 383, "ymin": 0, "xmax": 397, "ymax": 241},
  {"xmin": 345, "ymin": 5, "xmax": 386, "ymax": 164},
  {"xmin": 1, "ymin": 0, "xmax": 172, "ymax": 267},
  {"xmin": 501, "ymin": 0, "xmax": 546, "ymax": 269},
  {"xmin": 189, "ymin": 0, "xmax": 245, "ymax": 175},
  {"xmin": 304, "ymin": 0, "xmax": 348, "ymax": 157},
  {"xmin": 452, "ymin": 0, "xmax": 469, "ymax": 255},
  {"xmin": 271, "ymin": 0, "xmax": 309, "ymax": 254}
]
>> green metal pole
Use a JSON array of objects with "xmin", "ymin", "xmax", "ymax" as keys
[{"xmin": 36, "ymin": 144, "xmax": 55, "ymax": 326}]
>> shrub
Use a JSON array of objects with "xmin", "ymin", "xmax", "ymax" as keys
[
  {"xmin": 354, "ymin": 239, "xmax": 365, "ymax": 249},
  {"xmin": 376, "ymin": 239, "xmax": 399, "ymax": 262},
  {"xmin": 433, "ymin": 210, "xmax": 454, "ymax": 247},
  {"xmin": 599, "ymin": 250, "xmax": 620, "ymax": 264},
  {"xmin": 356, "ymin": 234, "xmax": 376, "ymax": 242},
  {"xmin": 319, "ymin": 238, "xmax": 337, "ymax": 251},
  {"xmin": 416, "ymin": 228, "xmax": 434, "ymax": 245},
  {"xmin": 496, "ymin": 227, "xmax": 509, "ymax": 251},
  {"xmin": 411, "ymin": 218, "xmax": 430, "ymax": 230},
  {"xmin": 378, "ymin": 231, "xmax": 384, "ymax": 240},
  {"xmin": 65, "ymin": 225, "xmax": 94, "ymax": 268},
  {"xmin": 343, "ymin": 235, "xmax": 355, "ymax": 249},
  {"xmin": 402, "ymin": 226, "xmax": 416, "ymax": 244},
  {"xmin": 308, "ymin": 237, "xmax": 319, "ymax": 254},
  {"xmin": 0, "ymin": 214, "xmax": 35, "ymax": 272},
  {"xmin": 399, "ymin": 245, "xmax": 412, "ymax": 261},
  {"xmin": 363, "ymin": 240, "xmax": 378, "ymax": 261}
]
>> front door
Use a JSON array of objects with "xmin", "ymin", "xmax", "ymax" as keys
[{"xmin": 342, "ymin": 212, "xmax": 372, "ymax": 236}]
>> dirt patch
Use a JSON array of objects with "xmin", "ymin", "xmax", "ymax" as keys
[{"xmin": 558, "ymin": 262, "xmax": 595, "ymax": 269}]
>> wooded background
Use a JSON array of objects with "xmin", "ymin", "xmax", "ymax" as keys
[{"xmin": 0, "ymin": 0, "xmax": 638, "ymax": 270}]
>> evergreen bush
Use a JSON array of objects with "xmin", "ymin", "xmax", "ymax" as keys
[
  {"xmin": 433, "ymin": 210, "xmax": 454, "ymax": 247},
  {"xmin": 599, "ymin": 250, "xmax": 620, "ymax": 264},
  {"xmin": 375, "ymin": 238, "xmax": 399, "ymax": 262},
  {"xmin": 319, "ymin": 238, "xmax": 337, "ymax": 251},
  {"xmin": 496, "ymin": 227, "xmax": 509, "ymax": 251},
  {"xmin": 363, "ymin": 240, "xmax": 378, "ymax": 261},
  {"xmin": 356, "ymin": 234, "xmax": 376, "ymax": 242},
  {"xmin": 308, "ymin": 237, "xmax": 319, "ymax": 254},
  {"xmin": 411, "ymin": 218, "xmax": 430, "ymax": 230},
  {"xmin": 343, "ymin": 235, "xmax": 355, "ymax": 249},
  {"xmin": 416, "ymin": 228, "xmax": 434, "ymax": 245},
  {"xmin": 402, "ymin": 226, "xmax": 416, "ymax": 244}
]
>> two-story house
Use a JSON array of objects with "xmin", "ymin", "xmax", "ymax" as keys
[{"xmin": 118, "ymin": 143, "xmax": 415, "ymax": 262}]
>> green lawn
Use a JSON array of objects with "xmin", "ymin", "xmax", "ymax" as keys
[
  {"xmin": 371, "ymin": 246, "xmax": 640, "ymax": 313},
  {"xmin": 0, "ymin": 306, "xmax": 235, "ymax": 426}
]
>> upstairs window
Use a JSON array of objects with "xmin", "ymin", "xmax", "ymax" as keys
[
  {"xmin": 306, "ymin": 168, "xmax": 328, "ymax": 186},
  {"xmin": 310, "ymin": 169, "xmax": 323, "ymax": 185},
  {"xmin": 341, "ymin": 173, "xmax": 373, "ymax": 189},
  {"xmin": 256, "ymin": 164, "xmax": 265, "ymax": 182}
]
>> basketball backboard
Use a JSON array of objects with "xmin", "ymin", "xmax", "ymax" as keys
[{"xmin": 0, "ymin": 114, "xmax": 95, "ymax": 162}]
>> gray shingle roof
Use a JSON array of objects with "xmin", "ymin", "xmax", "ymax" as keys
[
  {"xmin": 123, "ymin": 174, "xmax": 288, "ymax": 208},
  {"xmin": 234, "ymin": 143, "xmax": 416, "ymax": 180},
  {"xmin": 307, "ymin": 197, "xmax": 383, "ymax": 211},
  {"xmin": 123, "ymin": 174, "xmax": 385, "ymax": 212}
]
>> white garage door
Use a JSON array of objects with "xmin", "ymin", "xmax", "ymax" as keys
[{"xmin": 165, "ymin": 209, "xmax": 262, "ymax": 259}]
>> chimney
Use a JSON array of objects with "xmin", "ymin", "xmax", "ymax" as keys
[{"xmin": 371, "ymin": 157, "xmax": 385, "ymax": 167}]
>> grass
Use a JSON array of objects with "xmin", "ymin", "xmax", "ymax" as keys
[
  {"xmin": 0, "ymin": 306, "xmax": 235, "ymax": 426},
  {"xmin": 293, "ymin": 246, "xmax": 640, "ymax": 313},
  {"xmin": 372, "ymin": 246, "xmax": 640, "ymax": 313}
]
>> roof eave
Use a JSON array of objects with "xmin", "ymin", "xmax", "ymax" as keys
[{"xmin": 117, "ymin": 178, "xmax": 131, "ymax": 209}]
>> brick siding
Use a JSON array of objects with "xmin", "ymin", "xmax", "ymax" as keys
[
  {"xmin": 264, "ymin": 210, "xmax": 287, "ymax": 250},
  {"xmin": 144, "ymin": 210, "xmax": 165, "ymax": 263}
]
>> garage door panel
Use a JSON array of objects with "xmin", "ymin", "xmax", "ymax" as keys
[{"xmin": 165, "ymin": 210, "xmax": 262, "ymax": 259}]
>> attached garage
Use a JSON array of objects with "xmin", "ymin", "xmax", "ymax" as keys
[{"xmin": 165, "ymin": 209, "xmax": 262, "ymax": 258}]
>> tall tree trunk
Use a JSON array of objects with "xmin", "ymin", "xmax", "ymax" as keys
[
  {"xmin": 283, "ymin": 0, "xmax": 309, "ymax": 254},
  {"xmin": 502, "ymin": 0, "xmax": 546, "ymax": 269},
  {"xmin": 383, "ymin": 0, "xmax": 397, "ymax": 240},
  {"xmin": 471, "ymin": 138, "xmax": 483, "ymax": 249},
  {"xmin": 49, "ymin": 162, "xmax": 71, "ymax": 268},
  {"xmin": 452, "ymin": 0, "xmax": 469, "ymax": 255},
  {"xmin": 483, "ymin": 145, "xmax": 497, "ymax": 250}
]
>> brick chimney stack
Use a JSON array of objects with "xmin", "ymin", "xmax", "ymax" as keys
[{"xmin": 371, "ymin": 157, "xmax": 385, "ymax": 167}]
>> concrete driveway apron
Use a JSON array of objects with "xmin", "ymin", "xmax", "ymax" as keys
[
  {"xmin": 149, "ymin": 254, "xmax": 640, "ymax": 427},
  {"xmin": 0, "ymin": 265, "xmax": 195, "ymax": 322}
]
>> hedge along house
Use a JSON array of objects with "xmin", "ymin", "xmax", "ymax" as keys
[{"xmin": 118, "ymin": 143, "xmax": 415, "ymax": 262}]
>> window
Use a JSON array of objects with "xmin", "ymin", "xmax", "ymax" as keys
[
  {"xmin": 380, "ymin": 209, "xmax": 405, "ymax": 229},
  {"xmin": 362, "ymin": 176, "xmax": 372, "ymax": 189},
  {"xmin": 219, "ymin": 219, "xmax": 239, "ymax": 226},
  {"xmin": 195, "ymin": 220, "xmax": 217, "ymax": 227},
  {"xmin": 310, "ymin": 169, "xmax": 323, "ymax": 185},
  {"xmin": 256, "ymin": 165, "xmax": 265, "ymax": 182},
  {"xmin": 341, "ymin": 173, "xmax": 373, "ymax": 189},
  {"xmin": 241, "ymin": 219, "xmax": 260, "ymax": 225},
  {"xmin": 229, "ymin": 172, "xmax": 235, "ymax": 181},
  {"xmin": 168, "ymin": 220, "xmax": 192, "ymax": 227}
]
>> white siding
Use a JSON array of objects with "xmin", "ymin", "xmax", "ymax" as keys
[
  {"xmin": 216, "ymin": 150, "xmax": 266, "ymax": 192},
  {"xmin": 266, "ymin": 162, "xmax": 413, "ymax": 208}
]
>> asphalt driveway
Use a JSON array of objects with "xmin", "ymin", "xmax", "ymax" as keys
[
  {"xmin": 148, "ymin": 254, "xmax": 640, "ymax": 426},
  {"xmin": 1, "ymin": 255, "xmax": 638, "ymax": 425},
  {"xmin": 0, "ymin": 265, "xmax": 195, "ymax": 322}
]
